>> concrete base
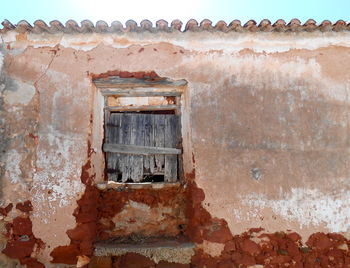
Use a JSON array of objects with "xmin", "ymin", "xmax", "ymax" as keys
[{"xmin": 94, "ymin": 238, "xmax": 195, "ymax": 264}]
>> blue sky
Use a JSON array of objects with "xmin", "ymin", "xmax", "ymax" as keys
[{"xmin": 1, "ymin": 0, "xmax": 349, "ymax": 27}]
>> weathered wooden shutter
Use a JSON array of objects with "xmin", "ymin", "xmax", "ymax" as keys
[{"xmin": 104, "ymin": 113, "xmax": 181, "ymax": 182}]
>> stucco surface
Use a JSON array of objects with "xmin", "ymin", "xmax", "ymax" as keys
[
  {"xmin": 0, "ymin": 30, "xmax": 349, "ymax": 265},
  {"xmin": 189, "ymin": 46, "xmax": 350, "ymax": 238}
]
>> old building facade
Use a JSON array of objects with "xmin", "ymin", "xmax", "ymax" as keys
[{"xmin": 0, "ymin": 19, "xmax": 350, "ymax": 267}]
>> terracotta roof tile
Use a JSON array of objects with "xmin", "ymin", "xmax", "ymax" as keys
[
  {"xmin": 96, "ymin": 20, "xmax": 109, "ymax": 32},
  {"xmin": 171, "ymin": 19, "xmax": 182, "ymax": 31},
  {"xmin": 156, "ymin": 19, "xmax": 169, "ymax": 32},
  {"xmin": 1, "ymin": 19, "xmax": 350, "ymax": 34},
  {"xmin": 214, "ymin": 20, "xmax": 228, "ymax": 32}
]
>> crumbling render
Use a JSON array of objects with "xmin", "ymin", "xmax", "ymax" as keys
[
  {"xmin": 50, "ymin": 149, "xmax": 350, "ymax": 267},
  {"xmin": 1, "ymin": 201, "xmax": 45, "ymax": 268},
  {"xmin": 0, "ymin": 24, "xmax": 350, "ymax": 267}
]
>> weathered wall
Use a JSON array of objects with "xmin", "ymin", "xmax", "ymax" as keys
[
  {"xmin": 0, "ymin": 29, "xmax": 349, "ymax": 266},
  {"xmin": 191, "ymin": 46, "xmax": 350, "ymax": 237}
]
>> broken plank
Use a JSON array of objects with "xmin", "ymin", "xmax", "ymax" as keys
[
  {"xmin": 129, "ymin": 114, "xmax": 144, "ymax": 182},
  {"xmin": 154, "ymin": 115, "xmax": 165, "ymax": 172},
  {"xmin": 103, "ymin": 143, "xmax": 181, "ymax": 155},
  {"xmin": 106, "ymin": 113, "xmax": 122, "ymax": 181},
  {"xmin": 143, "ymin": 114, "xmax": 155, "ymax": 174},
  {"xmin": 164, "ymin": 115, "xmax": 179, "ymax": 182},
  {"xmin": 119, "ymin": 114, "xmax": 132, "ymax": 182}
]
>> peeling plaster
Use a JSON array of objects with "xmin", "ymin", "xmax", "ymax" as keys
[
  {"xmin": 4, "ymin": 149, "xmax": 23, "ymax": 184},
  {"xmin": 3, "ymin": 79, "xmax": 35, "ymax": 105},
  {"xmin": 237, "ymin": 186, "xmax": 350, "ymax": 233},
  {"xmin": 2, "ymin": 32, "xmax": 350, "ymax": 54},
  {"xmin": 110, "ymin": 200, "xmax": 183, "ymax": 237},
  {"xmin": 48, "ymin": 178, "xmax": 83, "ymax": 207},
  {"xmin": 184, "ymin": 52, "xmax": 349, "ymax": 104},
  {"xmin": 32, "ymin": 131, "xmax": 84, "ymax": 209},
  {"xmin": 199, "ymin": 240, "xmax": 225, "ymax": 257},
  {"xmin": 129, "ymin": 200, "xmax": 151, "ymax": 211}
]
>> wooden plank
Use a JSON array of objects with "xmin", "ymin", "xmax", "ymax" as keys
[
  {"xmin": 104, "ymin": 109, "xmax": 111, "ymax": 135},
  {"xmin": 143, "ymin": 114, "xmax": 154, "ymax": 174},
  {"xmin": 154, "ymin": 115, "xmax": 165, "ymax": 172},
  {"xmin": 105, "ymin": 113, "xmax": 121, "ymax": 181},
  {"xmin": 120, "ymin": 114, "xmax": 132, "ymax": 182},
  {"xmin": 94, "ymin": 76, "xmax": 188, "ymax": 88},
  {"xmin": 104, "ymin": 111, "xmax": 182, "ymax": 183},
  {"xmin": 164, "ymin": 115, "xmax": 179, "ymax": 182},
  {"xmin": 103, "ymin": 143, "xmax": 181, "ymax": 155},
  {"xmin": 109, "ymin": 113, "xmax": 122, "ymax": 143},
  {"xmin": 129, "ymin": 114, "xmax": 144, "ymax": 182},
  {"xmin": 106, "ymin": 105, "xmax": 178, "ymax": 112},
  {"xmin": 101, "ymin": 90, "xmax": 182, "ymax": 97},
  {"xmin": 106, "ymin": 153, "xmax": 118, "ymax": 181},
  {"xmin": 115, "ymin": 113, "xmax": 125, "ymax": 182}
]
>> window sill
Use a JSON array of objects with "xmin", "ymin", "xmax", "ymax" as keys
[
  {"xmin": 94, "ymin": 237, "xmax": 194, "ymax": 264},
  {"xmin": 96, "ymin": 181, "xmax": 181, "ymax": 191}
]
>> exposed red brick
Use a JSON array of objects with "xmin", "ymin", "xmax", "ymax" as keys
[
  {"xmin": 248, "ymin": 227, "xmax": 264, "ymax": 233},
  {"xmin": 119, "ymin": 71, "xmax": 133, "ymax": 78},
  {"xmin": 4, "ymin": 222, "xmax": 12, "ymax": 236},
  {"xmin": 287, "ymin": 231, "xmax": 301, "ymax": 242},
  {"xmin": 270, "ymin": 254, "xmax": 292, "ymax": 264},
  {"xmin": 156, "ymin": 261, "xmax": 190, "ymax": 268},
  {"xmin": 16, "ymin": 201, "xmax": 33, "ymax": 213},
  {"xmin": 0, "ymin": 203, "xmax": 13, "ymax": 216},
  {"xmin": 223, "ymin": 240, "xmax": 236, "ymax": 252},
  {"xmin": 20, "ymin": 257, "xmax": 45, "ymax": 268},
  {"xmin": 12, "ymin": 217, "xmax": 32, "ymax": 236},
  {"xmin": 91, "ymin": 70, "xmax": 160, "ymax": 80},
  {"xmin": 99, "ymin": 186, "xmax": 184, "ymax": 218},
  {"xmin": 237, "ymin": 253, "xmax": 257, "ymax": 266},
  {"xmin": 216, "ymin": 259, "xmax": 234, "ymax": 268},
  {"xmin": 3, "ymin": 239, "xmax": 36, "ymax": 259},
  {"xmin": 81, "ymin": 160, "xmax": 92, "ymax": 185},
  {"xmin": 149, "ymin": 71, "xmax": 159, "ymax": 79},
  {"xmin": 185, "ymin": 181, "xmax": 212, "ymax": 244},
  {"xmin": 202, "ymin": 218, "xmax": 232, "ymax": 243},
  {"xmin": 67, "ymin": 222, "xmax": 97, "ymax": 242},
  {"xmin": 307, "ymin": 232, "xmax": 333, "ymax": 251},
  {"xmin": 240, "ymin": 239, "xmax": 261, "ymax": 255},
  {"xmin": 191, "ymin": 249, "xmax": 218, "ymax": 268},
  {"xmin": 2, "ymin": 213, "xmax": 44, "ymax": 268},
  {"xmin": 133, "ymin": 71, "xmax": 146, "ymax": 78},
  {"xmin": 89, "ymin": 256, "xmax": 112, "ymax": 268},
  {"xmin": 113, "ymin": 253, "xmax": 156, "ymax": 268},
  {"xmin": 50, "ymin": 245, "xmax": 80, "ymax": 264},
  {"xmin": 97, "ymin": 186, "xmax": 186, "ymax": 240}
]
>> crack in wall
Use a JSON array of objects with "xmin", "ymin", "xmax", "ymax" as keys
[{"xmin": 33, "ymin": 47, "xmax": 58, "ymax": 87}]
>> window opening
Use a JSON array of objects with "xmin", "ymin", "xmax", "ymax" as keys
[{"xmin": 103, "ymin": 94, "xmax": 182, "ymax": 183}]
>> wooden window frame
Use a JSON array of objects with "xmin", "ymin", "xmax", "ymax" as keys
[{"xmin": 94, "ymin": 76, "xmax": 187, "ymax": 184}]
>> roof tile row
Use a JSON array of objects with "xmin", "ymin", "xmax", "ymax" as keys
[{"xmin": 1, "ymin": 19, "xmax": 350, "ymax": 34}]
